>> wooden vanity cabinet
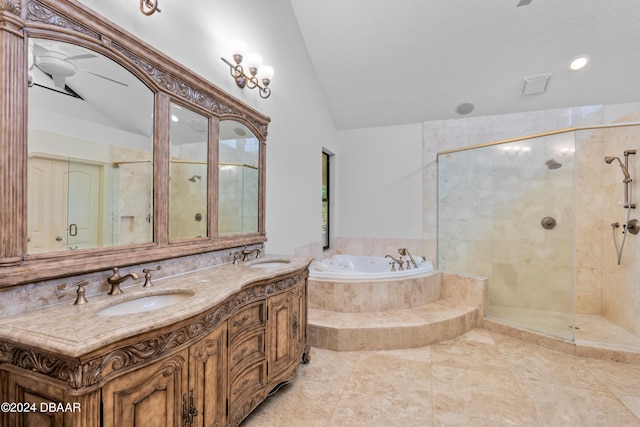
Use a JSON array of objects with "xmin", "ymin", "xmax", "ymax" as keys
[
  {"xmin": 0, "ymin": 267, "xmax": 309, "ymax": 427},
  {"xmin": 102, "ymin": 323, "xmax": 227, "ymax": 427}
]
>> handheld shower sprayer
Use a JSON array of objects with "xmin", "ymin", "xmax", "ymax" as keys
[
  {"xmin": 604, "ymin": 156, "xmax": 632, "ymax": 183},
  {"xmin": 604, "ymin": 149, "xmax": 637, "ymax": 265}
]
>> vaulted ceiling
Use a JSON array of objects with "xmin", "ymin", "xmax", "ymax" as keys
[{"xmin": 290, "ymin": 0, "xmax": 640, "ymax": 129}]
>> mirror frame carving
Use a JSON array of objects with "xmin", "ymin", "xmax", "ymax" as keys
[{"xmin": 0, "ymin": 0, "xmax": 269, "ymax": 287}]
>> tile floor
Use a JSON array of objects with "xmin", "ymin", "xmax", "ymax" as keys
[{"xmin": 242, "ymin": 329, "xmax": 640, "ymax": 426}]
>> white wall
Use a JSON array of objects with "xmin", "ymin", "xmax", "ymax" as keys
[
  {"xmin": 335, "ymin": 123, "xmax": 423, "ymax": 239},
  {"xmin": 76, "ymin": 0, "xmax": 337, "ymax": 255}
]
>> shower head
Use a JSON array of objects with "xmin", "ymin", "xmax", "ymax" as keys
[
  {"xmin": 188, "ymin": 175, "xmax": 202, "ymax": 182},
  {"xmin": 545, "ymin": 159, "xmax": 562, "ymax": 170},
  {"xmin": 604, "ymin": 156, "xmax": 631, "ymax": 183}
]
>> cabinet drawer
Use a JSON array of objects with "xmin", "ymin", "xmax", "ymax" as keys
[
  {"xmin": 229, "ymin": 361, "xmax": 266, "ymax": 408},
  {"xmin": 229, "ymin": 329, "xmax": 265, "ymax": 377},
  {"xmin": 229, "ymin": 302, "xmax": 265, "ymax": 341}
]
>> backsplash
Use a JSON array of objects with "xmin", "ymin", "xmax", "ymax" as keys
[{"xmin": 0, "ymin": 245, "xmax": 263, "ymax": 318}]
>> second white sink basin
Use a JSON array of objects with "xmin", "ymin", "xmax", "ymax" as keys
[{"xmin": 97, "ymin": 291, "xmax": 194, "ymax": 316}]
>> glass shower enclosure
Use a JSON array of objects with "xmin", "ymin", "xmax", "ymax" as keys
[{"xmin": 437, "ymin": 131, "xmax": 576, "ymax": 341}]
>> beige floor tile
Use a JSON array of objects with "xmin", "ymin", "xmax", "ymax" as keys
[
  {"xmin": 343, "ymin": 352, "xmax": 432, "ymax": 407},
  {"xmin": 518, "ymin": 379, "xmax": 640, "ymax": 426},
  {"xmin": 239, "ymin": 329, "xmax": 640, "ymax": 426},
  {"xmin": 430, "ymin": 335, "xmax": 507, "ymax": 375},
  {"xmin": 241, "ymin": 379, "xmax": 342, "ymax": 427},
  {"xmin": 328, "ymin": 389, "xmax": 433, "ymax": 427},
  {"xmin": 431, "ymin": 364, "xmax": 539, "ymax": 426}
]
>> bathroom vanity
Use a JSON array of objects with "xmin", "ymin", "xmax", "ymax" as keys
[
  {"xmin": 0, "ymin": 2, "xmax": 312, "ymax": 424},
  {"xmin": 0, "ymin": 257, "xmax": 311, "ymax": 427}
]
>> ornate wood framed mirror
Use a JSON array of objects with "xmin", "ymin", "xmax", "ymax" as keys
[{"xmin": 0, "ymin": 0, "xmax": 269, "ymax": 286}]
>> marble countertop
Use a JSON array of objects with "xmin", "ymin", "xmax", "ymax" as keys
[{"xmin": 0, "ymin": 255, "xmax": 312, "ymax": 358}]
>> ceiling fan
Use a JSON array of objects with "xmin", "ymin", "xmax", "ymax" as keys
[{"xmin": 32, "ymin": 43, "xmax": 129, "ymax": 89}]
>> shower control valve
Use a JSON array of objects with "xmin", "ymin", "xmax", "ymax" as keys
[{"xmin": 627, "ymin": 219, "xmax": 639, "ymax": 235}]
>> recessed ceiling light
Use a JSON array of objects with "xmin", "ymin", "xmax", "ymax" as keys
[{"xmin": 570, "ymin": 55, "xmax": 590, "ymax": 71}]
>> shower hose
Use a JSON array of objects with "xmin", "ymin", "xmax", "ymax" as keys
[{"xmin": 612, "ymin": 182, "xmax": 633, "ymax": 265}]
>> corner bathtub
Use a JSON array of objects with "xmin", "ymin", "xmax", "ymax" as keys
[
  {"xmin": 309, "ymin": 254, "xmax": 434, "ymax": 281},
  {"xmin": 308, "ymin": 254, "xmax": 438, "ymax": 313}
]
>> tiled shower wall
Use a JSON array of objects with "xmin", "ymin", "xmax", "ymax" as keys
[{"xmin": 582, "ymin": 113, "xmax": 640, "ymax": 336}]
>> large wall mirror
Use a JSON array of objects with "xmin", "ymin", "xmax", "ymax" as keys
[
  {"xmin": 27, "ymin": 37, "xmax": 154, "ymax": 254},
  {"xmin": 0, "ymin": 0, "xmax": 269, "ymax": 286}
]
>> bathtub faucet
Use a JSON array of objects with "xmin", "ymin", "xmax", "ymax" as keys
[
  {"xmin": 398, "ymin": 248, "xmax": 418, "ymax": 269},
  {"xmin": 384, "ymin": 255, "xmax": 404, "ymax": 271}
]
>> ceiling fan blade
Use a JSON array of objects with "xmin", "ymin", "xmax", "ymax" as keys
[
  {"xmin": 82, "ymin": 69, "xmax": 129, "ymax": 87},
  {"xmin": 66, "ymin": 53, "xmax": 97, "ymax": 61},
  {"xmin": 517, "ymin": 0, "xmax": 533, "ymax": 6}
]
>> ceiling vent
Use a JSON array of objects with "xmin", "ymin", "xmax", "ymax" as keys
[{"xmin": 521, "ymin": 73, "xmax": 551, "ymax": 96}]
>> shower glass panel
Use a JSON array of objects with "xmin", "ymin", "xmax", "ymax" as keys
[{"xmin": 437, "ymin": 132, "xmax": 576, "ymax": 340}]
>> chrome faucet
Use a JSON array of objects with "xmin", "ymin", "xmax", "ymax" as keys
[
  {"xmin": 398, "ymin": 248, "xmax": 418, "ymax": 269},
  {"xmin": 241, "ymin": 245, "xmax": 263, "ymax": 261},
  {"xmin": 107, "ymin": 267, "xmax": 139, "ymax": 295},
  {"xmin": 384, "ymin": 254, "xmax": 404, "ymax": 271}
]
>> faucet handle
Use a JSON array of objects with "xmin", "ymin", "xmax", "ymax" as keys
[
  {"xmin": 230, "ymin": 251, "xmax": 241, "ymax": 264},
  {"xmin": 73, "ymin": 280, "xmax": 89, "ymax": 305},
  {"xmin": 142, "ymin": 266, "xmax": 161, "ymax": 287}
]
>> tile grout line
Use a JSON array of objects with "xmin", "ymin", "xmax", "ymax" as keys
[{"xmin": 323, "ymin": 351, "xmax": 365, "ymax": 427}]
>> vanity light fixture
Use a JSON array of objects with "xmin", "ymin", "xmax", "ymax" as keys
[
  {"xmin": 221, "ymin": 40, "xmax": 274, "ymax": 99},
  {"xmin": 140, "ymin": 0, "xmax": 160, "ymax": 16}
]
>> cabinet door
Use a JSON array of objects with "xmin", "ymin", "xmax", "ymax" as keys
[
  {"xmin": 189, "ymin": 323, "xmax": 227, "ymax": 427},
  {"xmin": 292, "ymin": 280, "xmax": 307, "ymax": 358},
  {"xmin": 102, "ymin": 350, "xmax": 188, "ymax": 427},
  {"xmin": 2, "ymin": 369, "xmax": 99, "ymax": 427},
  {"xmin": 266, "ymin": 290, "xmax": 297, "ymax": 381}
]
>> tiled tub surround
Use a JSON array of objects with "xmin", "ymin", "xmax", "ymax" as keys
[{"xmin": 308, "ymin": 270, "xmax": 486, "ymax": 351}]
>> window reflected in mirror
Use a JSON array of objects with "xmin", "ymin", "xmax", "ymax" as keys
[
  {"xmin": 219, "ymin": 120, "xmax": 259, "ymax": 235},
  {"xmin": 169, "ymin": 103, "xmax": 209, "ymax": 241},
  {"xmin": 27, "ymin": 38, "xmax": 154, "ymax": 254}
]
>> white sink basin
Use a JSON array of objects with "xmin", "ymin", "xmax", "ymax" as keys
[
  {"xmin": 97, "ymin": 291, "xmax": 193, "ymax": 316},
  {"xmin": 249, "ymin": 260, "xmax": 291, "ymax": 268}
]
